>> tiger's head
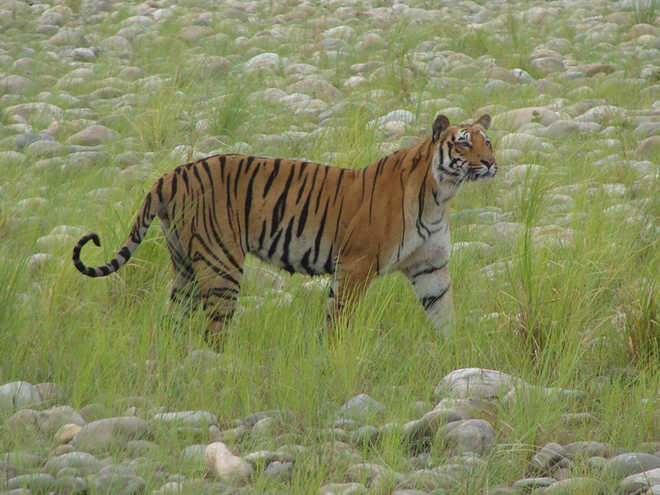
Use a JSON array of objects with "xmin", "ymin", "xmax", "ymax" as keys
[{"xmin": 431, "ymin": 114, "xmax": 497, "ymax": 183}]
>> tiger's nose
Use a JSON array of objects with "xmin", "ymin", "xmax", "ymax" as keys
[{"xmin": 481, "ymin": 158, "xmax": 496, "ymax": 167}]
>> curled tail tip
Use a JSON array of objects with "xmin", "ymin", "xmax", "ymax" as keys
[{"xmin": 73, "ymin": 232, "xmax": 102, "ymax": 276}]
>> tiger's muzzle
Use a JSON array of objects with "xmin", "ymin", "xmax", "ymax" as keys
[{"xmin": 467, "ymin": 158, "xmax": 497, "ymax": 181}]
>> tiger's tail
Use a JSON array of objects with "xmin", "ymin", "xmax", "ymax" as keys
[{"xmin": 72, "ymin": 188, "xmax": 161, "ymax": 278}]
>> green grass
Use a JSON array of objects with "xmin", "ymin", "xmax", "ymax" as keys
[{"xmin": 1, "ymin": 1, "xmax": 659, "ymax": 493}]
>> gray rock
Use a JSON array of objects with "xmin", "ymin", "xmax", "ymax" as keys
[
  {"xmin": 338, "ymin": 394, "xmax": 386, "ymax": 422},
  {"xmin": 0, "ymin": 381, "xmax": 42, "ymax": 410},
  {"xmin": 243, "ymin": 409, "xmax": 294, "ymax": 427},
  {"xmin": 604, "ymin": 453, "xmax": 660, "ymax": 479},
  {"xmin": 288, "ymin": 78, "xmax": 343, "ymax": 101},
  {"xmin": 318, "ymin": 482, "xmax": 367, "ymax": 494},
  {"xmin": 370, "ymin": 109, "xmax": 415, "ymax": 128},
  {"xmin": 67, "ymin": 125, "xmax": 119, "ymax": 146},
  {"xmin": 619, "ymin": 468, "xmax": 660, "ymax": 494},
  {"xmin": 45, "ymin": 451, "xmax": 101, "ymax": 476},
  {"xmin": 512, "ymin": 477, "xmax": 556, "ymax": 490},
  {"xmin": 530, "ymin": 443, "xmax": 568, "ymax": 474},
  {"xmin": 493, "ymin": 107, "xmax": 559, "ymax": 130},
  {"xmin": 5, "ymin": 409, "xmax": 41, "ymax": 436},
  {"xmin": 0, "ymin": 452, "xmax": 42, "ymax": 470},
  {"xmin": 245, "ymin": 52, "xmax": 282, "ymax": 73},
  {"xmin": 499, "ymin": 132, "xmax": 546, "ymax": 149},
  {"xmin": 636, "ymin": 135, "xmax": 660, "ymax": 160},
  {"xmin": 437, "ymin": 419, "xmax": 495, "ymax": 456},
  {"xmin": 72, "ymin": 417, "xmax": 148, "ymax": 454},
  {"xmin": 79, "ymin": 403, "xmax": 110, "ymax": 422},
  {"xmin": 564, "ymin": 441, "xmax": 618, "ymax": 459},
  {"xmin": 434, "ymin": 368, "xmax": 520, "ymax": 400},
  {"xmin": 243, "ymin": 450, "xmax": 294, "ymax": 467},
  {"xmin": 53, "ymin": 475, "xmax": 88, "ymax": 494},
  {"xmin": 36, "ymin": 406, "xmax": 86, "ymax": 436},
  {"xmin": 151, "ymin": 410, "xmax": 217, "ymax": 427},
  {"xmin": 209, "ymin": 424, "xmax": 248, "ymax": 443},
  {"xmin": 397, "ymin": 468, "xmax": 456, "ymax": 491},
  {"xmin": 543, "ymin": 477, "xmax": 604, "ymax": 494},
  {"xmin": 351, "ymin": 425, "xmax": 380, "ymax": 447},
  {"xmin": 575, "ymin": 104, "xmax": 626, "ymax": 124},
  {"xmin": 88, "ymin": 465, "xmax": 145, "ymax": 495},
  {"xmin": 0, "ymin": 75, "xmax": 33, "ymax": 95},
  {"xmin": 345, "ymin": 463, "xmax": 399, "ymax": 488},
  {"xmin": 263, "ymin": 461, "xmax": 293, "ymax": 481},
  {"xmin": 530, "ymin": 57, "xmax": 565, "ymax": 74},
  {"xmin": 6, "ymin": 473, "xmax": 55, "ymax": 492}
]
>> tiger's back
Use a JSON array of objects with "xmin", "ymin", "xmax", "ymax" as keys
[
  {"xmin": 73, "ymin": 114, "xmax": 496, "ymax": 345},
  {"xmin": 158, "ymin": 154, "xmax": 363, "ymax": 278}
]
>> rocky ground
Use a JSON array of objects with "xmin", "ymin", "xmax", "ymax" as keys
[
  {"xmin": 1, "ymin": 0, "xmax": 659, "ymax": 493},
  {"xmin": 2, "ymin": 366, "xmax": 660, "ymax": 494}
]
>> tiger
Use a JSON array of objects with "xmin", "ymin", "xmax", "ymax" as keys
[{"xmin": 72, "ymin": 113, "xmax": 496, "ymax": 345}]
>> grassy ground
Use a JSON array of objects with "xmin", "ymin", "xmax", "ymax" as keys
[{"xmin": 1, "ymin": 0, "xmax": 659, "ymax": 492}]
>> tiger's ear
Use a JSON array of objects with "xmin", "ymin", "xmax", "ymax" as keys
[
  {"xmin": 475, "ymin": 114, "xmax": 491, "ymax": 130},
  {"xmin": 432, "ymin": 114, "xmax": 450, "ymax": 142}
]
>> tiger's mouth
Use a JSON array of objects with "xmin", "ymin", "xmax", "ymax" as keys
[{"xmin": 467, "ymin": 160, "xmax": 497, "ymax": 181}]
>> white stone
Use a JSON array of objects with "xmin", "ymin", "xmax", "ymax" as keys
[{"xmin": 205, "ymin": 442, "xmax": 254, "ymax": 483}]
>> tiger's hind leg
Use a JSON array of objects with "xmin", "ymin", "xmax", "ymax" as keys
[
  {"xmin": 168, "ymin": 265, "xmax": 200, "ymax": 314},
  {"xmin": 191, "ymin": 255, "xmax": 245, "ymax": 350}
]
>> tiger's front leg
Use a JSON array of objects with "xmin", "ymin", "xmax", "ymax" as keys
[{"xmin": 404, "ymin": 259, "xmax": 454, "ymax": 337}]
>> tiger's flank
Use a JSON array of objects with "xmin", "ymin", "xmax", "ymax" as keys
[{"xmin": 72, "ymin": 114, "xmax": 496, "ymax": 345}]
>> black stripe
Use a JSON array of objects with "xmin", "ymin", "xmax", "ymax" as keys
[
  {"xmin": 323, "ymin": 247, "xmax": 334, "ymax": 274},
  {"xmin": 333, "ymin": 169, "xmax": 345, "ymax": 204},
  {"xmin": 219, "ymin": 155, "xmax": 226, "ymax": 179},
  {"xmin": 421, "ymin": 285, "xmax": 450, "ymax": 311},
  {"xmin": 280, "ymin": 217, "xmax": 295, "ymax": 274},
  {"xmin": 263, "ymin": 159, "xmax": 281, "ymax": 197},
  {"xmin": 118, "ymin": 246, "xmax": 131, "ymax": 260},
  {"xmin": 245, "ymin": 155, "xmax": 255, "ymax": 173},
  {"xmin": 268, "ymin": 229, "xmax": 283, "ymax": 258},
  {"xmin": 244, "ymin": 166, "xmax": 260, "ymax": 251},
  {"xmin": 170, "ymin": 173, "xmax": 177, "ymax": 199},
  {"xmin": 298, "ymin": 161, "xmax": 308, "ymax": 178},
  {"xmin": 258, "ymin": 220, "xmax": 267, "ymax": 251},
  {"xmin": 233, "ymin": 158, "xmax": 244, "ymax": 197},
  {"xmin": 271, "ymin": 167, "xmax": 295, "ymax": 236},
  {"xmin": 411, "ymin": 261, "xmax": 448, "ymax": 279},
  {"xmin": 317, "ymin": 166, "xmax": 329, "ymax": 212},
  {"xmin": 301, "ymin": 248, "xmax": 315, "ymax": 275},
  {"xmin": 295, "ymin": 174, "xmax": 308, "ymax": 204},
  {"xmin": 156, "ymin": 178, "xmax": 164, "ymax": 202},
  {"xmin": 182, "ymin": 168, "xmax": 190, "ymax": 192},
  {"xmin": 313, "ymin": 199, "xmax": 330, "ymax": 264}
]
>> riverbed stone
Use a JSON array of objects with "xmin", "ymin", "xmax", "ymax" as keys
[
  {"xmin": 338, "ymin": 394, "xmax": 386, "ymax": 422},
  {"xmin": 604, "ymin": 452, "xmax": 660, "ymax": 479},
  {"xmin": 437, "ymin": 419, "xmax": 495, "ymax": 456},
  {"xmin": 88, "ymin": 464, "xmax": 145, "ymax": 495},
  {"xmin": 205, "ymin": 442, "xmax": 254, "ymax": 484},
  {"xmin": 0, "ymin": 382, "xmax": 42, "ymax": 410},
  {"xmin": 71, "ymin": 417, "xmax": 148, "ymax": 454}
]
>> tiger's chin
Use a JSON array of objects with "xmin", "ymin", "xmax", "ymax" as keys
[{"xmin": 467, "ymin": 166, "xmax": 497, "ymax": 181}]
